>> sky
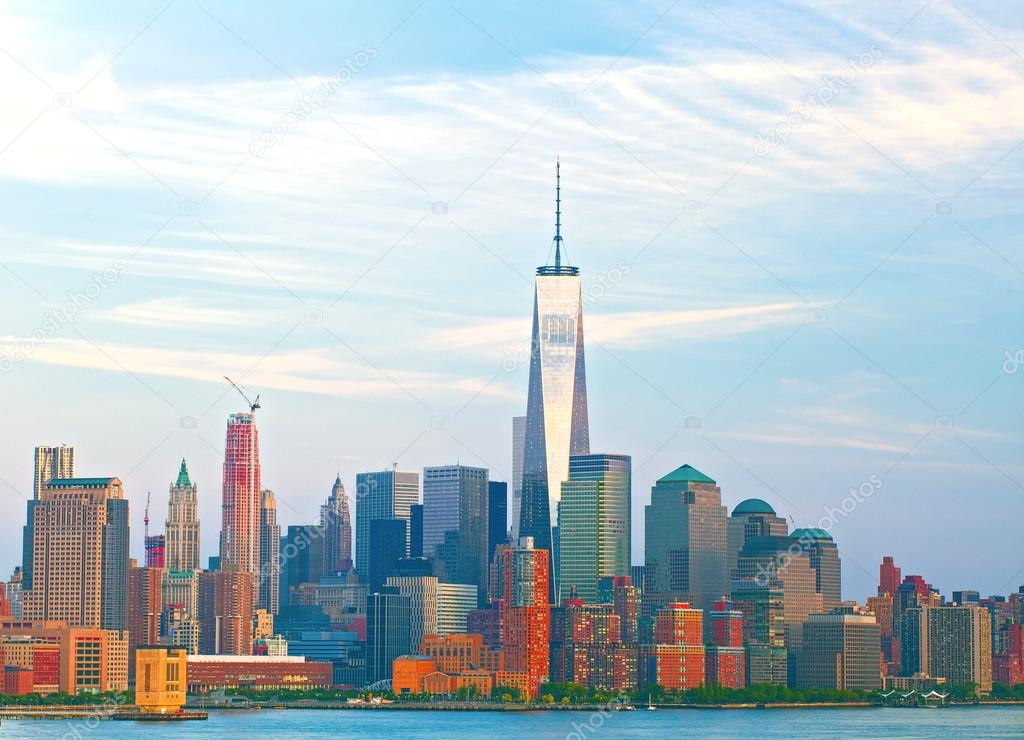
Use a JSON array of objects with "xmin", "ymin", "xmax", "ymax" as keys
[{"xmin": 0, "ymin": 0, "xmax": 1021, "ymax": 602}]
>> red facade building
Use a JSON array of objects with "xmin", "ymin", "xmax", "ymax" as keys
[
  {"xmin": 220, "ymin": 412, "xmax": 262, "ymax": 577},
  {"xmin": 497, "ymin": 539, "xmax": 549, "ymax": 697},
  {"xmin": 995, "ymin": 623, "xmax": 1024, "ymax": 686}
]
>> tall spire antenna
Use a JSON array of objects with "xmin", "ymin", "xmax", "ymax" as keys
[{"xmin": 554, "ymin": 156, "xmax": 562, "ymax": 269}]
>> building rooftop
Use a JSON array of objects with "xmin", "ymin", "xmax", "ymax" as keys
[
  {"xmin": 732, "ymin": 498, "xmax": 776, "ymax": 516},
  {"xmin": 792, "ymin": 527, "xmax": 833, "ymax": 541},
  {"xmin": 46, "ymin": 477, "xmax": 118, "ymax": 488},
  {"xmin": 657, "ymin": 464, "xmax": 716, "ymax": 485}
]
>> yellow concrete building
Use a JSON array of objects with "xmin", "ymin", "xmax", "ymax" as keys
[{"xmin": 135, "ymin": 647, "xmax": 188, "ymax": 714}]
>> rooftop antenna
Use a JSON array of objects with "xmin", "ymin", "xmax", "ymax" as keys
[
  {"xmin": 224, "ymin": 376, "xmax": 261, "ymax": 413},
  {"xmin": 144, "ymin": 490, "xmax": 151, "ymax": 542},
  {"xmin": 554, "ymin": 155, "xmax": 562, "ymax": 269}
]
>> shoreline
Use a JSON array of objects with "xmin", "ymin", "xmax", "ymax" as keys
[{"xmin": 6, "ymin": 700, "xmax": 1024, "ymax": 719}]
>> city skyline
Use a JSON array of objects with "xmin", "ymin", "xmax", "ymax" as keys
[{"xmin": 0, "ymin": 1, "xmax": 1022, "ymax": 605}]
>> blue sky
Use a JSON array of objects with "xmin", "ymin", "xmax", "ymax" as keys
[{"xmin": 0, "ymin": 0, "xmax": 1021, "ymax": 601}]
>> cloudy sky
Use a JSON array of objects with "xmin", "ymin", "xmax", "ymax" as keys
[{"xmin": 0, "ymin": 0, "xmax": 1021, "ymax": 600}]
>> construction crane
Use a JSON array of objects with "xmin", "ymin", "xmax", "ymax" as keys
[{"xmin": 224, "ymin": 375, "xmax": 261, "ymax": 413}]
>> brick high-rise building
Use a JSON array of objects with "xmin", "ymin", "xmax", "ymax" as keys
[
  {"xmin": 994, "ymin": 623, "xmax": 1024, "ymax": 686},
  {"xmin": 24, "ymin": 477, "xmax": 129, "ymax": 631},
  {"xmin": 599, "ymin": 575, "xmax": 639, "ymax": 644},
  {"xmin": 549, "ymin": 599, "xmax": 636, "ymax": 692},
  {"xmin": 198, "ymin": 570, "xmax": 255, "ymax": 655},
  {"xmin": 165, "ymin": 459, "xmax": 200, "ymax": 573},
  {"xmin": 642, "ymin": 602, "xmax": 705, "ymax": 690},
  {"xmin": 0, "ymin": 584, "xmax": 10, "ymax": 618},
  {"xmin": 497, "ymin": 537, "xmax": 550, "ymax": 696},
  {"xmin": 128, "ymin": 566, "xmax": 163, "ymax": 676},
  {"xmin": 220, "ymin": 412, "xmax": 261, "ymax": 579},
  {"xmin": 879, "ymin": 556, "xmax": 901, "ymax": 596}
]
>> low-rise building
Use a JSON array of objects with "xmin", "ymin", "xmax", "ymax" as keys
[{"xmin": 185, "ymin": 655, "xmax": 332, "ymax": 693}]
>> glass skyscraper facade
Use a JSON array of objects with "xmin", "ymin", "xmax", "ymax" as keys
[
  {"xmin": 519, "ymin": 161, "xmax": 590, "ymax": 577},
  {"xmin": 558, "ymin": 453, "xmax": 631, "ymax": 603},
  {"xmin": 422, "ymin": 465, "xmax": 489, "ymax": 594},
  {"xmin": 355, "ymin": 469, "xmax": 419, "ymax": 582}
]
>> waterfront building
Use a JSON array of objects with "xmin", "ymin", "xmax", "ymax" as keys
[
  {"xmin": 549, "ymin": 599, "xmax": 636, "ymax": 692},
  {"xmin": 355, "ymin": 469, "xmax": 419, "ymax": 581},
  {"xmin": 165, "ymin": 459, "xmax": 200, "ymax": 572},
  {"xmin": 644, "ymin": 465, "xmax": 727, "ymax": 622},
  {"xmin": 220, "ymin": 412, "xmax": 262, "ymax": 579},
  {"xmin": 185, "ymin": 654, "xmax": 332, "ymax": 692},
  {"xmin": 727, "ymin": 498, "xmax": 788, "ymax": 579},
  {"xmin": 642, "ymin": 603, "xmax": 706, "ymax": 691},
  {"xmin": 367, "ymin": 586, "xmax": 411, "ymax": 683},
  {"xmin": 518, "ymin": 161, "xmax": 590, "ymax": 572},
  {"xmin": 731, "ymin": 578, "xmax": 788, "ymax": 685},
  {"xmin": 385, "ymin": 575, "xmax": 438, "ymax": 653},
  {"xmin": 24, "ymin": 477, "xmax": 129, "ymax": 631},
  {"xmin": 558, "ymin": 453, "xmax": 630, "ymax": 603},
  {"xmin": 135, "ymin": 646, "xmax": 187, "ymax": 714},
  {"xmin": 497, "ymin": 537, "xmax": 550, "ymax": 696},
  {"xmin": 322, "ymin": 475, "xmax": 354, "ymax": 576},
  {"xmin": 994, "ymin": 623, "xmax": 1024, "ymax": 686},
  {"xmin": 922, "ymin": 604, "xmax": 993, "ymax": 693},
  {"xmin": 795, "ymin": 609, "xmax": 881, "ymax": 689},
  {"xmin": 0, "ymin": 618, "xmax": 128, "ymax": 693}
]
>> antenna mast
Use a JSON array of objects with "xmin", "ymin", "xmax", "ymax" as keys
[{"xmin": 144, "ymin": 491, "xmax": 151, "ymax": 542}]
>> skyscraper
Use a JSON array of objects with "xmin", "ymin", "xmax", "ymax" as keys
[
  {"xmin": 24, "ymin": 477, "xmax": 129, "ymax": 630},
  {"xmin": 487, "ymin": 481, "xmax": 508, "ymax": 567},
  {"xmin": 792, "ymin": 528, "xmax": 842, "ymax": 611},
  {"xmin": 355, "ymin": 468, "xmax": 419, "ymax": 581},
  {"xmin": 322, "ymin": 475, "xmax": 353, "ymax": 576},
  {"xmin": 511, "ymin": 416, "xmax": 525, "ymax": 543},
  {"xmin": 369, "ymin": 519, "xmax": 407, "ymax": 594},
  {"xmin": 727, "ymin": 498, "xmax": 788, "ymax": 579},
  {"xmin": 879, "ymin": 555, "xmax": 901, "ymax": 595},
  {"xmin": 220, "ymin": 412, "xmax": 261, "ymax": 578},
  {"xmin": 643, "ymin": 464, "xmax": 727, "ymax": 622},
  {"xmin": 258, "ymin": 489, "xmax": 280, "ymax": 615},
  {"xmin": 497, "ymin": 537, "xmax": 550, "ymax": 696},
  {"xmin": 558, "ymin": 453, "xmax": 631, "ymax": 603},
  {"xmin": 519, "ymin": 160, "xmax": 590, "ymax": 568},
  {"xmin": 127, "ymin": 566, "xmax": 163, "ymax": 677},
  {"xmin": 198, "ymin": 570, "xmax": 255, "ymax": 656},
  {"xmin": 795, "ymin": 609, "xmax": 881, "ymax": 690},
  {"xmin": 423, "ymin": 465, "xmax": 489, "ymax": 594},
  {"xmin": 385, "ymin": 574, "xmax": 438, "ymax": 653},
  {"xmin": 279, "ymin": 524, "xmax": 325, "ymax": 609},
  {"xmin": 367, "ymin": 586, "xmax": 411, "ymax": 683},
  {"xmin": 33, "ymin": 444, "xmax": 75, "ymax": 499},
  {"xmin": 165, "ymin": 458, "xmax": 200, "ymax": 573}
]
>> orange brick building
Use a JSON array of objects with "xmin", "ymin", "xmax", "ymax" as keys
[
  {"xmin": 420, "ymin": 634, "xmax": 505, "ymax": 673},
  {"xmin": 0, "ymin": 618, "xmax": 128, "ymax": 693},
  {"xmin": 496, "ymin": 540, "xmax": 549, "ymax": 697},
  {"xmin": 393, "ymin": 655, "xmax": 436, "ymax": 694}
]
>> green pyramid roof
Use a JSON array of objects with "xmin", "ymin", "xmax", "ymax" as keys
[
  {"xmin": 657, "ymin": 464, "xmax": 715, "ymax": 485},
  {"xmin": 175, "ymin": 458, "xmax": 192, "ymax": 488}
]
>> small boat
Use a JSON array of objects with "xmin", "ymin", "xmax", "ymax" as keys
[{"xmin": 647, "ymin": 695, "xmax": 657, "ymax": 711}]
